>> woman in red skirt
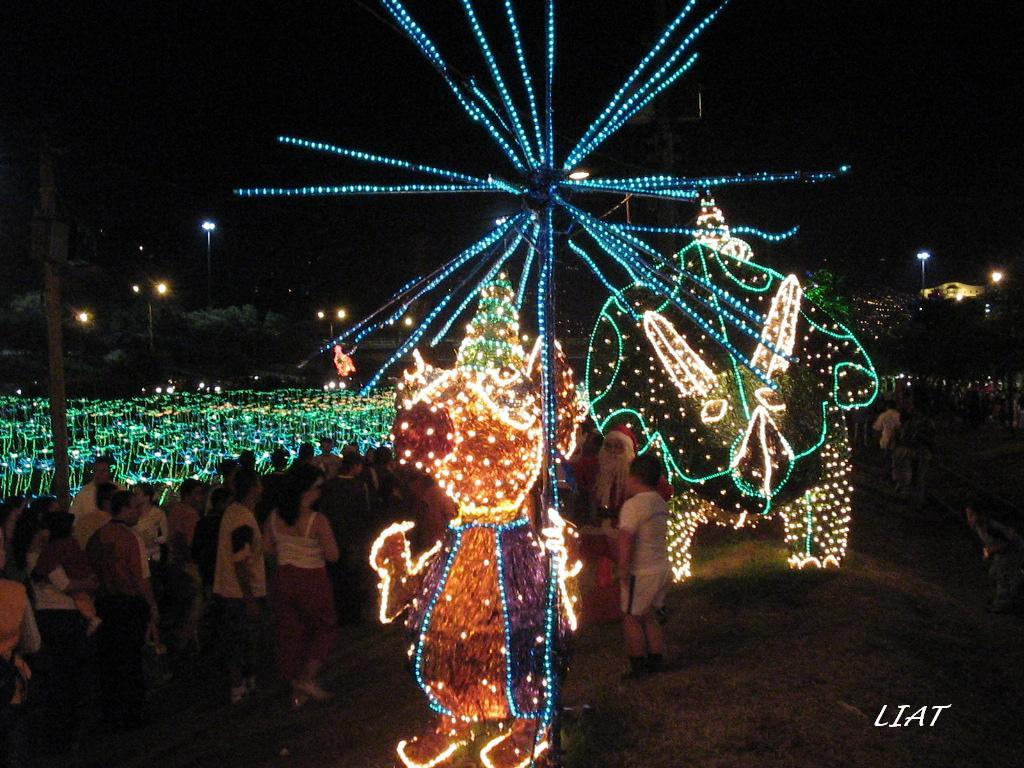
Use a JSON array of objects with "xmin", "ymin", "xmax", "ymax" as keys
[{"xmin": 264, "ymin": 465, "xmax": 340, "ymax": 705}]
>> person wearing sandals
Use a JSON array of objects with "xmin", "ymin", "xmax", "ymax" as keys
[{"xmin": 263, "ymin": 465, "xmax": 340, "ymax": 706}]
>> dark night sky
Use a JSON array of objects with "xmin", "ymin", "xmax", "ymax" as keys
[{"xmin": 3, "ymin": 0, "xmax": 1023, "ymax": 325}]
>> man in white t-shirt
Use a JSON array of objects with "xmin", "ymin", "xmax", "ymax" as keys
[{"xmin": 617, "ymin": 454, "xmax": 670, "ymax": 679}]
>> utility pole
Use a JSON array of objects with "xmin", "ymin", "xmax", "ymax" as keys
[{"xmin": 32, "ymin": 142, "xmax": 72, "ymax": 507}]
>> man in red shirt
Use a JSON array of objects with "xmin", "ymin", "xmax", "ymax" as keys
[{"xmin": 87, "ymin": 490, "xmax": 159, "ymax": 728}]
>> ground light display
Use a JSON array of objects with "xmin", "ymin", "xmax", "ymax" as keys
[
  {"xmin": 587, "ymin": 199, "xmax": 879, "ymax": 579},
  {"xmin": 0, "ymin": 390, "xmax": 394, "ymax": 497},
  {"xmin": 371, "ymin": 277, "xmax": 585, "ymax": 768},
  {"xmin": 238, "ymin": 1, "xmax": 856, "ymax": 764}
]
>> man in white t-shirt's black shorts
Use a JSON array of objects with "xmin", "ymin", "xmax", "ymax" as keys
[{"xmin": 617, "ymin": 454, "xmax": 670, "ymax": 679}]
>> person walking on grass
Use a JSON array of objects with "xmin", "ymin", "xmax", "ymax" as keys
[
  {"xmin": 965, "ymin": 501, "xmax": 1024, "ymax": 614},
  {"xmin": 263, "ymin": 465, "xmax": 340, "ymax": 706},
  {"xmin": 617, "ymin": 455, "xmax": 671, "ymax": 679}
]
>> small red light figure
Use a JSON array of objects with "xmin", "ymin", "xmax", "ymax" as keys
[{"xmin": 333, "ymin": 345, "xmax": 356, "ymax": 377}]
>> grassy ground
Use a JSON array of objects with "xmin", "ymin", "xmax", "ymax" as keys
[{"xmin": 38, "ymin": 447, "xmax": 1024, "ymax": 768}]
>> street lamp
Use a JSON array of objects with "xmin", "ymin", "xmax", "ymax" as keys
[
  {"xmin": 76, "ymin": 311, "xmax": 91, "ymax": 324},
  {"xmin": 201, "ymin": 221, "xmax": 216, "ymax": 307},
  {"xmin": 141, "ymin": 282, "xmax": 170, "ymax": 352},
  {"xmin": 916, "ymin": 251, "xmax": 931, "ymax": 291},
  {"xmin": 991, "ymin": 270, "xmax": 1004, "ymax": 285},
  {"xmin": 317, "ymin": 308, "xmax": 348, "ymax": 339}
]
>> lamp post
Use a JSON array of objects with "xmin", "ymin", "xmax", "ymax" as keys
[
  {"xmin": 145, "ymin": 282, "xmax": 170, "ymax": 352},
  {"xmin": 202, "ymin": 221, "xmax": 216, "ymax": 307},
  {"xmin": 916, "ymin": 251, "xmax": 931, "ymax": 292},
  {"xmin": 991, "ymin": 270, "xmax": 1004, "ymax": 285},
  {"xmin": 317, "ymin": 308, "xmax": 347, "ymax": 340}
]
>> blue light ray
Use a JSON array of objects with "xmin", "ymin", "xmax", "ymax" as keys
[
  {"xmin": 379, "ymin": 0, "xmax": 529, "ymax": 172},
  {"xmin": 459, "ymin": 0, "xmax": 540, "ymax": 167},
  {"xmin": 544, "ymin": 0, "xmax": 556, "ymax": 166},
  {"xmin": 359, "ymin": 217, "xmax": 527, "ymax": 393},
  {"xmin": 732, "ymin": 225, "xmax": 800, "ymax": 241},
  {"xmin": 566, "ymin": 0, "xmax": 698, "ymax": 166},
  {"xmin": 567, "ymin": 240, "xmax": 634, "ymax": 296},
  {"xmin": 304, "ymin": 273, "xmax": 428, "ymax": 361},
  {"xmin": 429, "ymin": 227, "xmax": 528, "ymax": 345},
  {"xmin": 328, "ymin": 215, "xmax": 525, "ymax": 354},
  {"xmin": 562, "ymin": 181, "xmax": 699, "ymax": 201},
  {"xmin": 568, "ymin": 166, "xmax": 846, "ymax": 193},
  {"xmin": 566, "ymin": 1, "xmax": 729, "ymax": 169},
  {"xmin": 276, "ymin": 136, "xmax": 521, "ymax": 194},
  {"xmin": 504, "ymin": 0, "xmax": 545, "ymax": 164},
  {"xmin": 465, "ymin": 79, "xmax": 515, "ymax": 134},
  {"xmin": 615, "ymin": 221, "xmax": 800, "ymax": 242},
  {"xmin": 536, "ymin": 207, "xmax": 560, "ymax": 736},
  {"xmin": 570, "ymin": 53, "xmax": 700, "ymax": 163},
  {"xmin": 515, "ymin": 227, "xmax": 538, "ymax": 310},
  {"xmin": 233, "ymin": 182, "xmax": 498, "ymax": 197}
]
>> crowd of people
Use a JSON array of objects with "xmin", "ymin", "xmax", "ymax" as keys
[
  {"xmin": 2, "ymin": 404, "xmax": 1021, "ymax": 765},
  {"xmin": 0, "ymin": 438, "xmax": 458, "ymax": 764}
]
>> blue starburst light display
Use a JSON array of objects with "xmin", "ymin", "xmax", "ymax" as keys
[{"xmin": 238, "ymin": 2, "xmax": 850, "ymax": 760}]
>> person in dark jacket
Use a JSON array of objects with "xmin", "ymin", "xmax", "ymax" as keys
[{"xmin": 319, "ymin": 455, "xmax": 372, "ymax": 622}]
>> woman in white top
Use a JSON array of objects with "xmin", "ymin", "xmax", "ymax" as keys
[{"xmin": 263, "ymin": 465, "xmax": 340, "ymax": 706}]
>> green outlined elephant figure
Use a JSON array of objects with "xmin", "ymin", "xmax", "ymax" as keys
[{"xmin": 585, "ymin": 201, "xmax": 878, "ymax": 578}]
